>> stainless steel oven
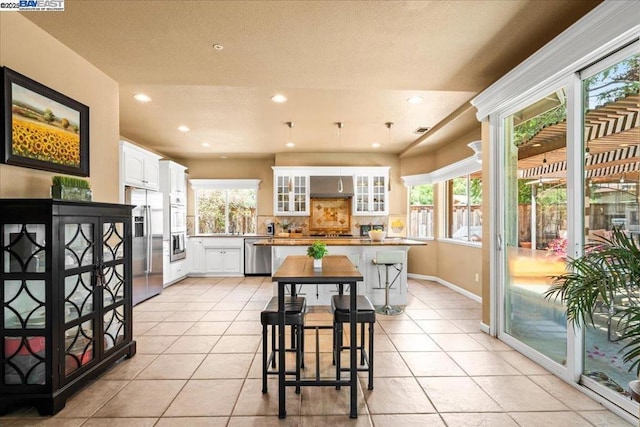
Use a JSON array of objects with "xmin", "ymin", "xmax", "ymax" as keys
[{"xmin": 170, "ymin": 232, "xmax": 186, "ymax": 261}]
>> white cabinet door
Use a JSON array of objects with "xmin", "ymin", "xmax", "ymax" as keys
[
  {"xmin": 123, "ymin": 145, "xmax": 146, "ymax": 188},
  {"xmin": 170, "ymin": 167, "xmax": 187, "ymax": 197},
  {"xmin": 204, "ymin": 248, "xmax": 241, "ymax": 274},
  {"xmin": 144, "ymin": 158, "xmax": 160, "ymax": 191},
  {"xmin": 274, "ymin": 174, "xmax": 309, "ymax": 216},
  {"xmin": 189, "ymin": 238, "xmax": 204, "ymax": 273},
  {"xmin": 353, "ymin": 174, "xmax": 388, "ymax": 215},
  {"xmin": 221, "ymin": 249, "xmax": 241, "ymax": 273},
  {"xmin": 122, "ymin": 143, "xmax": 160, "ymax": 191}
]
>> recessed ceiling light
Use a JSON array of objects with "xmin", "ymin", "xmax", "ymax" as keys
[
  {"xmin": 212, "ymin": 44, "xmax": 224, "ymax": 51},
  {"xmin": 372, "ymin": 143, "xmax": 381, "ymax": 148},
  {"xmin": 133, "ymin": 93, "xmax": 151, "ymax": 103},
  {"xmin": 201, "ymin": 142, "xmax": 210, "ymax": 147},
  {"xmin": 286, "ymin": 142, "xmax": 295, "ymax": 148},
  {"xmin": 220, "ymin": 155, "xmax": 228, "ymax": 159},
  {"xmin": 271, "ymin": 94, "xmax": 287, "ymax": 103},
  {"xmin": 532, "ymin": 143, "xmax": 542, "ymax": 147},
  {"xmin": 620, "ymin": 143, "xmax": 629, "ymax": 147},
  {"xmin": 407, "ymin": 95, "xmax": 424, "ymax": 104},
  {"xmin": 178, "ymin": 125, "xmax": 190, "ymax": 132}
]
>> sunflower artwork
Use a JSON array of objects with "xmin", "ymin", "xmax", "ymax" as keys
[{"xmin": 2, "ymin": 67, "xmax": 89, "ymax": 176}]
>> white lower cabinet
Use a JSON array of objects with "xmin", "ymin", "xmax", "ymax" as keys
[
  {"xmin": 188, "ymin": 238, "xmax": 204, "ymax": 273},
  {"xmin": 204, "ymin": 248, "xmax": 241, "ymax": 274},
  {"xmin": 188, "ymin": 237, "xmax": 243, "ymax": 276},
  {"xmin": 168, "ymin": 259, "xmax": 188, "ymax": 284},
  {"xmin": 163, "ymin": 241, "xmax": 188, "ymax": 286}
]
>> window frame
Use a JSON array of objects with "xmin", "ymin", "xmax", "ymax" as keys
[
  {"xmin": 443, "ymin": 174, "xmax": 482, "ymax": 245},
  {"xmin": 190, "ymin": 179, "xmax": 260, "ymax": 235}
]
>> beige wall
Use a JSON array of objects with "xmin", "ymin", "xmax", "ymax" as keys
[
  {"xmin": 435, "ymin": 129, "xmax": 481, "ymax": 169},
  {"xmin": 437, "ymin": 241, "xmax": 483, "ymax": 296},
  {"xmin": 399, "ymin": 126, "xmax": 484, "ymax": 299},
  {"xmin": 178, "ymin": 158, "xmax": 275, "ymax": 217},
  {"xmin": 0, "ymin": 14, "xmax": 120, "ymax": 202}
]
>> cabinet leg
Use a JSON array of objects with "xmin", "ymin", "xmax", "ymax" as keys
[
  {"xmin": 35, "ymin": 396, "xmax": 66, "ymax": 416},
  {"xmin": 126, "ymin": 340, "xmax": 137, "ymax": 358}
]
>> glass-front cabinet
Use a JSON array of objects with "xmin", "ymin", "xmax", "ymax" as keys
[
  {"xmin": 354, "ymin": 169, "xmax": 389, "ymax": 215},
  {"xmin": 274, "ymin": 172, "xmax": 309, "ymax": 216},
  {"xmin": 0, "ymin": 200, "xmax": 134, "ymax": 415}
]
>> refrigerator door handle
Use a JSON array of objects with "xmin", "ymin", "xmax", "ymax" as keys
[{"xmin": 146, "ymin": 205, "xmax": 153, "ymax": 273}]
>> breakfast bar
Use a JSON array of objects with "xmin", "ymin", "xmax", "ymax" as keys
[{"xmin": 255, "ymin": 237, "xmax": 427, "ymax": 306}]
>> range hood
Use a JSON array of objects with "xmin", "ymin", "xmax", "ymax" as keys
[{"xmin": 310, "ymin": 176, "xmax": 354, "ymax": 198}]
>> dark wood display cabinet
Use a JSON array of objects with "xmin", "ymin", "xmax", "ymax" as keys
[{"xmin": 0, "ymin": 199, "xmax": 136, "ymax": 415}]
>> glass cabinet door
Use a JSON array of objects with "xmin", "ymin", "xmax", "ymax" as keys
[
  {"xmin": 276, "ymin": 175, "xmax": 291, "ymax": 213},
  {"xmin": 355, "ymin": 176, "xmax": 369, "ymax": 213},
  {"xmin": 62, "ymin": 221, "xmax": 96, "ymax": 379},
  {"xmin": 102, "ymin": 222, "xmax": 127, "ymax": 351},
  {"xmin": 2, "ymin": 224, "xmax": 47, "ymax": 386},
  {"xmin": 372, "ymin": 176, "xmax": 386, "ymax": 213}
]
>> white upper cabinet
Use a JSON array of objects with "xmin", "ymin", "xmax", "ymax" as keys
[
  {"xmin": 160, "ymin": 160, "xmax": 187, "ymax": 205},
  {"xmin": 121, "ymin": 141, "xmax": 161, "ymax": 191},
  {"xmin": 273, "ymin": 171, "xmax": 309, "ymax": 216},
  {"xmin": 353, "ymin": 169, "xmax": 389, "ymax": 215}
]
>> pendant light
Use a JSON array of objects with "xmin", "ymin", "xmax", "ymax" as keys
[
  {"xmin": 386, "ymin": 122, "xmax": 393, "ymax": 191},
  {"xmin": 286, "ymin": 122, "xmax": 294, "ymax": 192},
  {"xmin": 336, "ymin": 122, "xmax": 344, "ymax": 193}
]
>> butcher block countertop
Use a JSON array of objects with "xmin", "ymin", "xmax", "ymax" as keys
[{"xmin": 253, "ymin": 238, "xmax": 427, "ymax": 246}]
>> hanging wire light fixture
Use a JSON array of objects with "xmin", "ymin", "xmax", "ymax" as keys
[
  {"xmin": 386, "ymin": 122, "xmax": 394, "ymax": 191},
  {"xmin": 286, "ymin": 122, "xmax": 294, "ymax": 192},
  {"xmin": 336, "ymin": 122, "xmax": 344, "ymax": 193}
]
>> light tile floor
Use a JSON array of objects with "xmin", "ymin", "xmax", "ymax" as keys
[{"xmin": 1, "ymin": 276, "xmax": 635, "ymax": 426}]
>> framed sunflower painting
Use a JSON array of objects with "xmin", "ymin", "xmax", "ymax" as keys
[{"xmin": 2, "ymin": 67, "xmax": 89, "ymax": 176}]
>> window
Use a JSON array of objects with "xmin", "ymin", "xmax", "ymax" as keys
[
  {"xmin": 402, "ymin": 141, "xmax": 482, "ymax": 241},
  {"xmin": 447, "ymin": 175, "xmax": 482, "ymax": 242},
  {"xmin": 191, "ymin": 179, "xmax": 259, "ymax": 234},
  {"xmin": 408, "ymin": 184, "xmax": 434, "ymax": 238}
]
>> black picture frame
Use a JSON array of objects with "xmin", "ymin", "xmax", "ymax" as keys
[{"xmin": 1, "ymin": 67, "xmax": 89, "ymax": 177}]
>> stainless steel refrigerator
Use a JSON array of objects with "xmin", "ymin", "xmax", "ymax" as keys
[{"xmin": 125, "ymin": 186, "xmax": 164, "ymax": 306}]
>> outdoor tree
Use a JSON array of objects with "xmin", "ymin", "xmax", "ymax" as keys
[
  {"xmin": 409, "ymin": 184, "xmax": 433, "ymax": 205},
  {"xmin": 43, "ymin": 108, "xmax": 55, "ymax": 124}
]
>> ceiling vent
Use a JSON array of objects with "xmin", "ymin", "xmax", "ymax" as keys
[{"xmin": 414, "ymin": 127, "xmax": 431, "ymax": 134}]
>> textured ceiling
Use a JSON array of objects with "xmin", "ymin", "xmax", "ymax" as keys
[{"xmin": 23, "ymin": 0, "xmax": 601, "ymax": 159}]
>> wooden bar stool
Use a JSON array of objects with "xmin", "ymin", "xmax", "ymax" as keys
[
  {"xmin": 372, "ymin": 250, "xmax": 404, "ymax": 315},
  {"xmin": 261, "ymin": 296, "xmax": 306, "ymax": 394},
  {"xmin": 331, "ymin": 294, "xmax": 375, "ymax": 390}
]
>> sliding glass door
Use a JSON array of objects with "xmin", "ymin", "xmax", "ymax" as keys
[
  {"xmin": 501, "ymin": 88, "xmax": 569, "ymax": 367},
  {"xmin": 497, "ymin": 45, "xmax": 639, "ymax": 412},
  {"xmin": 580, "ymin": 50, "xmax": 639, "ymax": 402}
]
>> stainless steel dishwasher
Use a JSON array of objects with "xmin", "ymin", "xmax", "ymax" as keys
[{"xmin": 244, "ymin": 238, "xmax": 272, "ymax": 275}]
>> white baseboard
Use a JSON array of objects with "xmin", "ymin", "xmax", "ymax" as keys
[
  {"xmin": 408, "ymin": 273, "xmax": 482, "ymax": 304},
  {"xmin": 479, "ymin": 322, "xmax": 490, "ymax": 334}
]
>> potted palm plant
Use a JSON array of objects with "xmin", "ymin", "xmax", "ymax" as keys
[
  {"xmin": 544, "ymin": 228, "xmax": 640, "ymax": 402},
  {"xmin": 307, "ymin": 240, "xmax": 328, "ymax": 269}
]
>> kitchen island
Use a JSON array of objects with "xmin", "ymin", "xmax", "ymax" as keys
[{"xmin": 255, "ymin": 237, "xmax": 426, "ymax": 306}]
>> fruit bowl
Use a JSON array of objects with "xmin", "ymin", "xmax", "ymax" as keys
[{"xmin": 368, "ymin": 230, "xmax": 386, "ymax": 241}]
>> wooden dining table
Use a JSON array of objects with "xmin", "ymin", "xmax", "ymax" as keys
[{"xmin": 272, "ymin": 255, "xmax": 364, "ymax": 418}]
